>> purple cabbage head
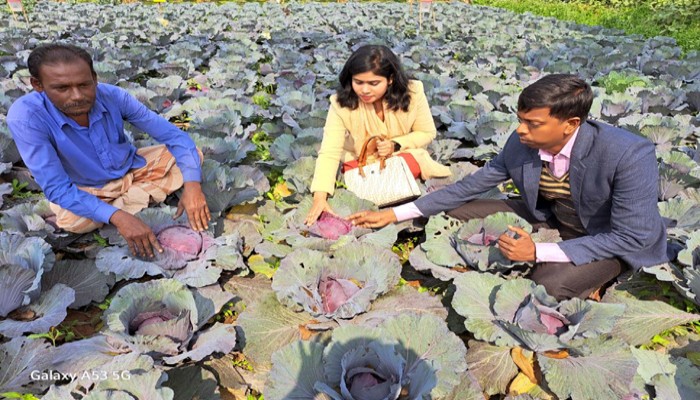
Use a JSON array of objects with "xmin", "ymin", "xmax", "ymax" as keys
[
  {"xmin": 104, "ymin": 279, "xmax": 237, "ymax": 364},
  {"xmin": 128, "ymin": 308, "xmax": 192, "ymax": 343},
  {"xmin": 319, "ymin": 277, "xmax": 362, "ymax": 314},
  {"xmin": 96, "ymin": 207, "xmax": 249, "ymax": 287},
  {"xmin": 271, "ymin": 244, "xmax": 401, "ymax": 320},
  {"xmin": 158, "ymin": 226, "xmax": 203, "ymax": 257},
  {"xmin": 308, "ymin": 212, "xmax": 353, "ymax": 240},
  {"xmin": 466, "ymin": 229, "xmax": 500, "ymax": 246},
  {"xmin": 336, "ymin": 342, "xmax": 405, "ymax": 399},
  {"xmin": 154, "ymin": 225, "xmax": 215, "ymax": 270},
  {"xmin": 513, "ymin": 296, "xmax": 570, "ymax": 336},
  {"xmin": 265, "ymin": 314, "xmax": 468, "ymax": 400}
]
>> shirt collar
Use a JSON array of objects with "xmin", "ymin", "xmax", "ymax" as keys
[{"xmin": 538, "ymin": 127, "xmax": 580, "ymax": 162}]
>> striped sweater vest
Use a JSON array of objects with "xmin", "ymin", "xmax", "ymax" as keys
[{"xmin": 538, "ymin": 163, "xmax": 587, "ymax": 235}]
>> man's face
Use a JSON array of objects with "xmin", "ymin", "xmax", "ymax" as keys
[
  {"xmin": 30, "ymin": 60, "xmax": 97, "ymax": 121},
  {"xmin": 515, "ymin": 107, "xmax": 580, "ymax": 154}
]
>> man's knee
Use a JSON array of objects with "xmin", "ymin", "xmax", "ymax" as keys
[
  {"xmin": 530, "ymin": 274, "xmax": 577, "ymax": 301},
  {"xmin": 529, "ymin": 262, "xmax": 581, "ymax": 301},
  {"xmin": 447, "ymin": 200, "xmax": 517, "ymax": 221},
  {"xmin": 50, "ymin": 202, "xmax": 104, "ymax": 233},
  {"xmin": 529, "ymin": 259, "xmax": 622, "ymax": 301}
]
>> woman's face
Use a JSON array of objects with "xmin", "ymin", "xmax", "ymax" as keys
[{"xmin": 351, "ymin": 71, "xmax": 391, "ymax": 105}]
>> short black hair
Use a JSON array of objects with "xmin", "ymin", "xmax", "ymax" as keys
[
  {"xmin": 518, "ymin": 74, "xmax": 594, "ymax": 122},
  {"xmin": 27, "ymin": 43, "xmax": 95, "ymax": 80},
  {"xmin": 336, "ymin": 45, "xmax": 411, "ymax": 112}
]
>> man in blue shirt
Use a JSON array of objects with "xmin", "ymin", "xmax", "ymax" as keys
[{"xmin": 7, "ymin": 43, "xmax": 209, "ymax": 258}]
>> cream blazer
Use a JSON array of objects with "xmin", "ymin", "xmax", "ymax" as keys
[{"xmin": 310, "ymin": 80, "xmax": 451, "ymax": 195}]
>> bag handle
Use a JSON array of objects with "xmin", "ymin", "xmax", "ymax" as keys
[{"xmin": 356, "ymin": 136, "xmax": 389, "ymax": 177}]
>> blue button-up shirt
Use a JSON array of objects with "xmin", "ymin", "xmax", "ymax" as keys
[{"xmin": 7, "ymin": 83, "xmax": 201, "ymax": 224}]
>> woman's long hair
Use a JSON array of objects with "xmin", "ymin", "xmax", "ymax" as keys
[{"xmin": 336, "ymin": 45, "xmax": 411, "ymax": 112}]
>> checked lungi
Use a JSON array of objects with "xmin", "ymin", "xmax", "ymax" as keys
[{"xmin": 49, "ymin": 145, "xmax": 201, "ymax": 233}]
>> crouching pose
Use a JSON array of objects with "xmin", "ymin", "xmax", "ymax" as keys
[
  {"xmin": 349, "ymin": 74, "xmax": 668, "ymax": 300},
  {"xmin": 304, "ymin": 44, "xmax": 451, "ymax": 225},
  {"xmin": 7, "ymin": 44, "xmax": 209, "ymax": 257}
]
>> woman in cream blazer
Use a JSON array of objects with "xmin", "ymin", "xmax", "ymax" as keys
[{"xmin": 304, "ymin": 45, "xmax": 450, "ymax": 225}]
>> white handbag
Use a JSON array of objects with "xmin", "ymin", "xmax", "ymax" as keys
[{"xmin": 343, "ymin": 137, "xmax": 422, "ymax": 207}]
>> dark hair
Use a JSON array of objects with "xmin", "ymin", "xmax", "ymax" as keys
[
  {"xmin": 336, "ymin": 45, "xmax": 411, "ymax": 112},
  {"xmin": 517, "ymin": 74, "xmax": 594, "ymax": 122},
  {"xmin": 28, "ymin": 43, "xmax": 95, "ymax": 80}
]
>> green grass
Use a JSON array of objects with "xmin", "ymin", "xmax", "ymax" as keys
[{"xmin": 473, "ymin": 0, "xmax": 700, "ymax": 53}]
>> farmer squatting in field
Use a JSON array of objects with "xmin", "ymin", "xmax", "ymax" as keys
[{"xmin": 6, "ymin": 44, "xmax": 210, "ymax": 259}]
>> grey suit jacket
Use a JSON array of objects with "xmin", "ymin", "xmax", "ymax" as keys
[{"xmin": 414, "ymin": 120, "xmax": 668, "ymax": 270}]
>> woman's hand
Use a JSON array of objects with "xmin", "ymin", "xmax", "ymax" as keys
[
  {"xmin": 305, "ymin": 192, "xmax": 336, "ymax": 225},
  {"xmin": 376, "ymin": 139, "xmax": 396, "ymax": 157}
]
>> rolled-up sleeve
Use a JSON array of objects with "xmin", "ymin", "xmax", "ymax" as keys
[
  {"xmin": 7, "ymin": 118, "xmax": 119, "ymax": 224},
  {"xmin": 117, "ymin": 88, "xmax": 202, "ymax": 182}
]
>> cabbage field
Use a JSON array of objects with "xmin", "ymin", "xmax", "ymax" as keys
[{"xmin": 1, "ymin": 1, "xmax": 700, "ymax": 399}]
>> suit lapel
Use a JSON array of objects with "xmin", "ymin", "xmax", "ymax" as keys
[
  {"xmin": 569, "ymin": 123, "xmax": 595, "ymax": 219},
  {"xmin": 522, "ymin": 150, "xmax": 542, "ymax": 212}
]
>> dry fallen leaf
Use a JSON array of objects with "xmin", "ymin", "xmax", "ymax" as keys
[
  {"xmin": 508, "ymin": 372, "xmax": 537, "ymax": 395},
  {"xmin": 8, "ymin": 309, "xmax": 36, "ymax": 321},
  {"xmin": 273, "ymin": 181, "xmax": 293, "ymax": 198},
  {"xmin": 226, "ymin": 203, "xmax": 260, "ymax": 220},
  {"xmin": 221, "ymin": 386, "xmax": 247, "ymax": 400},
  {"xmin": 299, "ymin": 320, "xmax": 320, "ymax": 340},
  {"xmin": 542, "ymin": 349, "xmax": 570, "ymax": 359},
  {"xmin": 511, "ymin": 347, "xmax": 538, "ymax": 384},
  {"xmin": 588, "ymin": 285, "xmax": 603, "ymax": 301}
]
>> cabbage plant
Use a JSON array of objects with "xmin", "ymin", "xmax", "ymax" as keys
[
  {"xmin": 271, "ymin": 243, "xmax": 401, "ymax": 320},
  {"xmin": 0, "ymin": 232, "xmax": 55, "ymax": 317},
  {"xmin": 0, "ymin": 235, "xmax": 114, "ymax": 338},
  {"xmin": 96, "ymin": 207, "xmax": 247, "ymax": 287},
  {"xmin": 659, "ymin": 197, "xmax": 700, "ymax": 240},
  {"xmin": 42, "ymin": 335, "xmax": 175, "ymax": 400},
  {"xmin": 255, "ymin": 190, "xmax": 400, "ymax": 258},
  {"xmin": 199, "ymin": 159, "xmax": 270, "ymax": 215},
  {"xmin": 0, "ymin": 337, "xmax": 57, "ymax": 394},
  {"xmin": 452, "ymin": 272, "xmax": 700, "ymax": 399},
  {"xmin": 237, "ymin": 243, "xmax": 447, "ymax": 375},
  {"xmin": 102, "ymin": 278, "xmax": 236, "ymax": 364},
  {"xmin": 409, "ymin": 212, "xmax": 560, "ymax": 281},
  {"xmin": 0, "ymin": 232, "xmax": 78, "ymax": 338},
  {"xmin": 43, "ymin": 335, "xmax": 220, "ymax": 399},
  {"xmin": 0, "ymin": 162, "xmax": 13, "ymax": 207},
  {"xmin": 282, "ymin": 156, "xmax": 316, "ymax": 198},
  {"xmin": 264, "ymin": 313, "xmax": 469, "ymax": 400},
  {"xmin": 0, "ymin": 199, "xmax": 64, "ymax": 240}
]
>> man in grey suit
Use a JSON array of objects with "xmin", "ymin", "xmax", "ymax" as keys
[{"xmin": 348, "ymin": 74, "xmax": 668, "ymax": 300}]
